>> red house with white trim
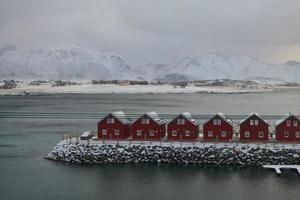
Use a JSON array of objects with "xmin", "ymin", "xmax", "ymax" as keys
[
  {"xmin": 203, "ymin": 113, "xmax": 233, "ymax": 141},
  {"xmin": 131, "ymin": 112, "xmax": 166, "ymax": 140},
  {"xmin": 239, "ymin": 113, "xmax": 269, "ymax": 142},
  {"xmin": 275, "ymin": 113, "xmax": 300, "ymax": 142},
  {"xmin": 97, "ymin": 111, "xmax": 131, "ymax": 140},
  {"xmin": 167, "ymin": 112, "xmax": 199, "ymax": 141}
]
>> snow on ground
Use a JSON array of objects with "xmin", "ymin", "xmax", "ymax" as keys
[
  {"xmin": 0, "ymin": 83, "xmax": 274, "ymax": 95},
  {"xmin": 45, "ymin": 139, "xmax": 300, "ymax": 165}
]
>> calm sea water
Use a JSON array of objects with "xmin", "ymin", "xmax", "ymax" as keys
[{"xmin": 1, "ymin": 89, "xmax": 300, "ymax": 200}]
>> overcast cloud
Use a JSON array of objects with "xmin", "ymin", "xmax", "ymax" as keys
[{"xmin": 1, "ymin": 0, "xmax": 300, "ymax": 65}]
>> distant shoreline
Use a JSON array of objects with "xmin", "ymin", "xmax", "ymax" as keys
[{"xmin": 0, "ymin": 83, "xmax": 276, "ymax": 95}]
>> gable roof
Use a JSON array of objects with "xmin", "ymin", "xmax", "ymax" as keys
[
  {"xmin": 146, "ymin": 111, "xmax": 166, "ymax": 125},
  {"xmin": 239, "ymin": 112, "xmax": 269, "ymax": 125},
  {"xmin": 203, "ymin": 112, "xmax": 233, "ymax": 126},
  {"xmin": 275, "ymin": 113, "xmax": 299, "ymax": 126},
  {"xmin": 99, "ymin": 111, "xmax": 131, "ymax": 124},
  {"xmin": 176, "ymin": 112, "xmax": 200, "ymax": 125}
]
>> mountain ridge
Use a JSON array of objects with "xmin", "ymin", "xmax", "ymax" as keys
[{"xmin": 0, "ymin": 45, "xmax": 300, "ymax": 82}]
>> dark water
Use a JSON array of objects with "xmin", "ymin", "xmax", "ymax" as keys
[{"xmin": 1, "ymin": 90, "xmax": 300, "ymax": 200}]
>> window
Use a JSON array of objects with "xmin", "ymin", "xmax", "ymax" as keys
[
  {"xmin": 102, "ymin": 129, "xmax": 107, "ymax": 135},
  {"xmin": 114, "ymin": 129, "xmax": 120, "ymax": 136},
  {"xmin": 258, "ymin": 131, "xmax": 264, "ymax": 138},
  {"xmin": 208, "ymin": 131, "xmax": 213, "ymax": 137},
  {"xmin": 137, "ymin": 130, "xmax": 142, "ymax": 136},
  {"xmin": 142, "ymin": 119, "xmax": 146, "ymax": 124},
  {"xmin": 287, "ymin": 120, "xmax": 291, "ymax": 126},
  {"xmin": 245, "ymin": 131, "xmax": 250, "ymax": 138},
  {"xmin": 172, "ymin": 130, "xmax": 177, "ymax": 136},
  {"xmin": 145, "ymin": 118, "xmax": 150, "ymax": 124},
  {"xmin": 296, "ymin": 132, "xmax": 300, "ymax": 138},
  {"xmin": 149, "ymin": 130, "xmax": 155, "ymax": 136},
  {"xmin": 185, "ymin": 130, "xmax": 190, "ymax": 137},
  {"xmin": 284, "ymin": 131, "xmax": 289, "ymax": 138},
  {"xmin": 254, "ymin": 120, "xmax": 258, "ymax": 126},
  {"xmin": 221, "ymin": 131, "xmax": 227, "ymax": 137},
  {"xmin": 107, "ymin": 118, "xmax": 114, "ymax": 124},
  {"xmin": 213, "ymin": 119, "xmax": 217, "ymax": 125},
  {"xmin": 250, "ymin": 120, "xmax": 254, "ymax": 126},
  {"xmin": 177, "ymin": 118, "xmax": 185, "ymax": 125},
  {"xmin": 294, "ymin": 120, "xmax": 298, "ymax": 127},
  {"xmin": 217, "ymin": 119, "xmax": 221, "ymax": 125}
]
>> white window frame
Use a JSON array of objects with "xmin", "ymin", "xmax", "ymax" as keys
[
  {"xmin": 254, "ymin": 120, "xmax": 258, "ymax": 126},
  {"xmin": 250, "ymin": 120, "xmax": 254, "ymax": 126},
  {"xmin": 258, "ymin": 131, "xmax": 264, "ymax": 138},
  {"xmin": 245, "ymin": 131, "xmax": 250, "ymax": 138},
  {"xmin": 185, "ymin": 130, "xmax": 190, "ymax": 137},
  {"xmin": 107, "ymin": 118, "xmax": 111, "ymax": 124},
  {"xmin": 102, "ymin": 129, "xmax": 107, "ymax": 135},
  {"xmin": 213, "ymin": 119, "xmax": 217, "ymax": 125},
  {"xmin": 284, "ymin": 131, "xmax": 289, "ymax": 138},
  {"xmin": 221, "ymin": 131, "xmax": 227, "ymax": 137},
  {"xmin": 145, "ymin": 118, "xmax": 150, "ymax": 124},
  {"xmin": 137, "ymin": 130, "xmax": 142, "ymax": 136},
  {"xmin": 142, "ymin": 119, "xmax": 146, "ymax": 124},
  {"xmin": 181, "ymin": 119, "xmax": 185, "ymax": 125},
  {"xmin": 208, "ymin": 131, "xmax": 213, "ymax": 137},
  {"xmin": 149, "ymin": 130, "xmax": 155, "ymax": 136},
  {"xmin": 287, "ymin": 120, "xmax": 291, "ymax": 126},
  {"xmin": 114, "ymin": 129, "xmax": 120, "ymax": 136},
  {"xmin": 172, "ymin": 130, "xmax": 177, "ymax": 136},
  {"xmin": 294, "ymin": 120, "xmax": 298, "ymax": 127},
  {"xmin": 296, "ymin": 132, "xmax": 300, "ymax": 138},
  {"xmin": 217, "ymin": 119, "xmax": 221, "ymax": 125},
  {"xmin": 177, "ymin": 119, "xmax": 181, "ymax": 125}
]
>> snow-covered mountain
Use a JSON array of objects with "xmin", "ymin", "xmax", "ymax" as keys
[
  {"xmin": 0, "ymin": 44, "xmax": 137, "ymax": 80},
  {"xmin": 0, "ymin": 45, "xmax": 300, "ymax": 82}
]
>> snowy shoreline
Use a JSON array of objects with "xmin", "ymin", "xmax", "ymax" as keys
[
  {"xmin": 45, "ymin": 140, "xmax": 300, "ymax": 166},
  {"xmin": 0, "ymin": 83, "xmax": 274, "ymax": 95}
]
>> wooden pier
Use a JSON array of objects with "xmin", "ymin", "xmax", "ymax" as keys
[{"xmin": 263, "ymin": 165, "xmax": 300, "ymax": 175}]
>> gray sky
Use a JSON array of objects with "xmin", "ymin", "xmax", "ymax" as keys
[{"xmin": 1, "ymin": 0, "xmax": 300, "ymax": 65}]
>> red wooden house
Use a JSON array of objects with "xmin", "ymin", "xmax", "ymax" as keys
[
  {"xmin": 131, "ymin": 112, "xmax": 166, "ymax": 140},
  {"xmin": 275, "ymin": 113, "xmax": 300, "ymax": 142},
  {"xmin": 97, "ymin": 111, "xmax": 131, "ymax": 140},
  {"xmin": 239, "ymin": 113, "xmax": 269, "ymax": 142},
  {"xmin": 203, "ymin": 113, "xmax": 233, "ymax": 141},
  {"xmin": 167, "ymin": 112, "xmax": 200, "ymax": 141}
]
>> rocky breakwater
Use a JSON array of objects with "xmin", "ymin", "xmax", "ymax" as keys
[{"xmin": 45, "ymin": 141, "xmax": 300, "ymax": 166}]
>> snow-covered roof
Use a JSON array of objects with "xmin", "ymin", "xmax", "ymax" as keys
[
  {"xmin": 239, "ymin": 112, "xmax": 269, "ymax": 125},
  {"xmin": 275, "ymin": 113, "xmax": 299, "ymax": 126},
  {"xmin": 216, "ymin": 112, "xmax": 233, "ymax": 125},
  {"xmin": 145, "ymin": 111, "xmax": 166, "ymax": 125},
  {"xmin": 179, "ymin": 112, "xmax": 200, "ymax": 125},
  {"xmin": 110, "ymin": 111, "xmax": 131, "ymax": 124},
  {"xmin": 81, "ymin": 131, "xmax": 91, "ymax": 137},
  {"xmin": 202, "ymin": 112, "xmax": 233, "ymax": 126}
]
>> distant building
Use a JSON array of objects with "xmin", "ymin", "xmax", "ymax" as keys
[
  {"xmin": 98, "ymin": 111, "xmax": 131, "ymax": 140},
  {"xmin": 203, "ymin": 113, "xmax": 233, "ymax": 141},
  {"xmin": 275, "ymin": 113, "xmax": 300, "ymax": 142},
  {"xmin": 167, "ymin": 112, "xmax": 200, "ymax": 141},
  {"xmin": 239, "ymin": 113, "xmax": 269, "ymax": 141},
  {"xmin": 131, "ymin": 112, "xmax": 166, "ymax": 140}
]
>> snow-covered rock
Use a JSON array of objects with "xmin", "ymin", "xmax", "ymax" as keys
[{"xmin": 45, "ymin": 141, "xmax": 300, "ymax": 166}]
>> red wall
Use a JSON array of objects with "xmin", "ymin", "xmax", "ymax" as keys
[
  {"xmin": 131, "ymin": 117, "xmax": 165, "ymax": 140},
  {"xmin": 276, "ymin": 116, "xmax": 300, "ymax": 142},
  {"xmin": 167, "ymin": 116, "xmax": 199, "ymax": 141},
  {"xmin": 98, "ymin": 115, "xmax": 130, "ymax": 140},
  {"xmin": 203, "ymin": 116, "xmax": 233, "ymax": 141},
  {"xmin": 240, "ymin": 116, "xmax": 269, "ymax": 141}
]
